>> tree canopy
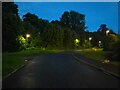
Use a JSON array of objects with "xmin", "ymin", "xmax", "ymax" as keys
[
  {"xmin": 2, "ymin": 2, "xmax": 118, "ymax": 55},
  {"xmin": 2, "ymin": 2, "xmax": 22, "ymax": 52}
]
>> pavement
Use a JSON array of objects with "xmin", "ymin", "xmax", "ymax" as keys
[
  {"xmin": 2, "ymin": 52, "xmax": 120, "ymax": 88},
  {"xmin": 72, "ymin": 51, "xmax": 120, "ymax": 78}
]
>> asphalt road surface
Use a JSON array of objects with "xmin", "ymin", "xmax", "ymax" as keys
[{"xmin": 3, "ymin": 52, "xmax": 119, "ymax": 88}]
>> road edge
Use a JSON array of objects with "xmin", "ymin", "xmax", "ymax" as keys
[
  {"xmin": 72, "ymin": 53, "xmax": 120, "ymax": 79},
  {"xmin": 3, "ymin": 61, "xmax": 28, "ymax": 80}
]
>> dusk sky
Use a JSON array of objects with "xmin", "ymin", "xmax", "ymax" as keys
[{"xmin": 15, "ymin": 2, "xmax": 118, "ymax": 33}]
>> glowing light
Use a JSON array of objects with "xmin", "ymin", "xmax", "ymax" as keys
[
  {"xmin": 75, "ymin": 39, "xmax": 80, "ymax": 44},
  {"xmin": 99, "ymin": 41, "xmax": 101, "ymax": 43},
  {"xmin": 89, "ymin": 37, "xmax": 92, "ymax": 41},
  {"xmin": 106, "ymin": 30, "xmax": 110, "ymax": 36},
  {"xmin": 26, "ymin": 34, "xmax": 30, "ymax": 38}
]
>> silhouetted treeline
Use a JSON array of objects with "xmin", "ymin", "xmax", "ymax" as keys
[{"xmin": 2, "ymin": 2, "xmax": 120, "ymax": 59}]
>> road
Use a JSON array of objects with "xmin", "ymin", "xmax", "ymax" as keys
[{"xmin": 3, "ymin": 52, "xmax": 119, "ymax": 88}]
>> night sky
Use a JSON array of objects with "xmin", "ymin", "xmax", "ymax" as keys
[{"xmin": 15, "ymin": 2, "xmax": 118, "ymax": 33}]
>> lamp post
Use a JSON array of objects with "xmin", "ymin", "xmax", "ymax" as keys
[
  {"xmin": 106, "ymin": 30, "xmax": 110, "ymax": 36},
  {"xmin": 26, "ymin": 34, "xmax": 30, "ymax": 44},
  {"xmin": 75, "ymin": 39, "xmax": 80, "ymax": 49},
  {"xmin": 89, "ymin": 37, "xmax": 92, "ymax": 41},
  {"xmin": 98, "ymin": 40, "xmax": 102, "ymax": 48},
  {"xmin": 89, "ymin": 37, "xmax": 92, "ymax": 48},
  {"xmin": 75, "ymin": 39, "xmax": 79, "ymax": 44}
]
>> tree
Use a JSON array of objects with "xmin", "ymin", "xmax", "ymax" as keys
[
  {"xmin": 41, "ymin": 21, "xmax": 63, "ymax": 49},
  {"xmin": 16, "ymin": 35, "xmax": 27, "ymax": 50},
  {"xmin": 50, "ymin": 20, "xmax": 64, "ymax": 49},
  {"xmin": 22, "ymin": 13, "xmax": 49, "ymax": 48},
  {"xmin": 23, "ymin": 13, "xmax": 39, "ymax": 25},
  {"xmin": 23, "ymin": 13, "xmax": 40, "ymax": 35},
  {"xmin": 60, "ymin": 11, "xmax": 85, "ymax": 45},
  {"xmin": 63, "ymin": 28, "xmax": 72, "ymax": 48},
  {"xmin": 23, "ymin": 12, "xmax": 49, "ymax": 33},
  {"xmin": 105, "ymin": 35, "xmax": 120, "ymax": 61},
  {"xmin": 2, "ymin": 2, "xmax": 23, "ymax": 52},
  {"xmin": 60, "ymin": 11, "xmax": 85, "ymax": 30},
  {"xmin": 96, "ymin": 24, "xmax": 117, "ymax": 50}
]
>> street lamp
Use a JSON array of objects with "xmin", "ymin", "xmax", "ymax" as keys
[
  {"xmin": 26, "ymin": 34, "xmax": 30, "ymax": 38},
  {"xmin": 75, "ymin": 39, "xmax": 80, "ymax": 44},
  {"xmin": 106, "ymin": 30, "xmax": 110, "ymax": 36},
  {"xmin": 98, "ymin": 40, "xmax": 102, "ymax": 48},
  {"xmin": 89, "ymin": 37, "xmax": 92, "ymax": 41},
  {"xmin": 89, "ymin": 37, "xmax": 92, "ymax": 48},
  {"xmin": 99, "ymin": 40, "xmax": 101, "ymax": 44},
  {"xmin": 26, "ymin": 34, "xmax": 30, "ymax": 44},
  {"xmin": 75, "ymin": 39, "xmax": 80, "ymax": 49}
]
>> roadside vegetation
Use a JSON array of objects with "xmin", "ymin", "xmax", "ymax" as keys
[
  {"xmin": 3, "ymin": 49, "xmax": 63, "ymax": 76},
  {"xmin": 79, "ymin": 48, "xmax": 120, "ymax": 66},
  {"xmin": 79, "ymin": 48, "xmax": 104, "ymax": 61},
  {"xmin": 2, "ymin": 2, "xmax": 119, "ymax": 77}
]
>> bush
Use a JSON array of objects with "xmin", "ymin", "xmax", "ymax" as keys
[
  {"xmin": 104, "ymin": 35, "xmax": 120, "ymax": 61},
  {"xmin": 16, "ymin": 35, "xmax": 27, "ymax": 50}
]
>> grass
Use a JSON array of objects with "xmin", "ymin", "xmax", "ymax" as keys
[
  {"xmin": 3, "ymin": 48, "xmax": 64, "ymax": 76},
  {"xmin": 79, "ymin": 48, "xmax": 105, "ymax": 61},
  {"xmin": 78, "ymin": 48, "xmax": 120, "ymax": 66}
]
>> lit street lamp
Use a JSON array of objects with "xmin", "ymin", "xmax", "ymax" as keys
[
  {"xmin": 26, "ymin": 34, "xmax": 30, "ymax": 38},
  {"xmin": 98, "ymin": 40, "xmax": 102, "ymax": 48},
  {"xmin": 26, "ymin": 34, "xmax": 30, "ymax": 44},
  {"xmin": 89, "ymin": 37, "xmax": 92, "ymax": 41},
  {"xmin": 75, "ymin": 39, "xmax": 80, "ymax": 44},
  {"xmin": 106, "ymin": 30, "xmax": 110, "ymax": 36},
  {"xmin": 75, "ymin": 39, "xmax": 80, "ymax": 49},
  {"xmin": 89, "ymin": 37, "xmax": 92, "ymax": 48},
  {"xmin": 99, "ymin": 40, "xmax": 101, "ymax": 44},
  {"xmin": 99, "ymin": 41, "xmax": 101, "ymax": 43}
]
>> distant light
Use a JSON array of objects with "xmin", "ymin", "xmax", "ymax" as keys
[
  {"xmin": 106, "ymin": 30, "xmax": 110, "ymax": 36},
  {"xmin": 106, "ymin": 30, "xmax": 110, "ymax": 33},
  {"xmin": 75, "ymin": 39, "xmax": 80, "ymax": 43},
  {"xmin": 99, "ymin": 41, "xmax": 101, "ymax": 43},
  {"xmin": 89, "ymin": 37, "xmax": 92, "ymax": 41},
  {"xmin": 26, "ymin": 34, "xmax": 30, "ymax": 38}
]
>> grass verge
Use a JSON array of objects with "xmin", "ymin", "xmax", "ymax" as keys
[
  {"xmin": 3, "ymin": 49, "xmax": 64, "ymax": 76},
  {"xmin": 79, "ymin": 48, "xmax": 105, "ymax": 61},
  {"xmin": 79, "ymin": 48, "xmax": 120, "ymax": 66}
]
